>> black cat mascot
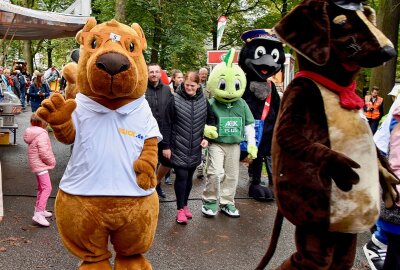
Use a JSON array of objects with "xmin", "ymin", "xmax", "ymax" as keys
[{"xmin": 239, "ymin": 29, "xmax": 285, "ymax": 201}]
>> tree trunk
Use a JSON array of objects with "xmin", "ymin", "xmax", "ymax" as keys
[
  {"xmin": 0, "ymin": 42, "xmax": 5, "ymax": 66},
  {"xmin": 23, "ymin": 40, "xmax": 33, "ymax": 75},
  {"xmin": 150, "ymin": 13, "xmax": 162, "ymax": 63},
  {"xmin": 282, "ymin": 0, "xmax": 288, "ymax": 17},
  {"xmin": 47, "ymin": 41, "xmax": 53, "ymax": 69},
  {"xmin": 370, "ymin": 0, "xmax": 400, "ymax": 113},
  {"xmin": 22, "ymin": 0, "xmax": 35, "ymax": 75},
  {"xmin": 159, "ymin": 41, "xmax": 166, "ymax": 69},
  {"xmin": 115, "ymin": 0, "xmax": 126, "ymax": 23}
]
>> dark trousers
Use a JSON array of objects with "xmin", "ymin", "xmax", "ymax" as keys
[
  {"xmin": 368, "ymin": 118, "xmax": 380, "ymax": 134},
  {"xmin": 20, "ymin": 85, "xmax": 26, "ymax": 108},
  {"xmin": 31, "ymin": 100, "xmax": 41, "ymax": 112},
  {"xmin": 173, "ymin": 166, "xmax": 196, "ymax": 210},
  {"xmin": 383, "ymin": 232, "xmax": 400, "ymax": 270},
  {"xmin": 278, "ymin": 226, "xmax": 357, "ymax": 270},
  {"xmin": 249, "ymin": 154, "xmax": 272, "ymax": 185}
]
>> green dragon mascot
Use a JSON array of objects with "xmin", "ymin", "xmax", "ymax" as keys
[{"xmin": 201, "ymin": 48, "xmax": 257, "ymax": 218}]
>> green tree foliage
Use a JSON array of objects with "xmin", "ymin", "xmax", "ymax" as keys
[
  {"xmin": 368, "ymin": 0, "xmax": 400, "ymax": 112},
  {"xmin": 90, "ymin": 0, "xmax": 303, "ymax": 72},
  {"xmin": 5, "ymin": 0, "xmax": 76, "ymax": 73},
  {"xmin": 91, "ymin": 0, "xmax": 210, "ymax": 71},
  {"xmin": 3, "ymin": 0, "xmax": 398, "ymax": 84}
]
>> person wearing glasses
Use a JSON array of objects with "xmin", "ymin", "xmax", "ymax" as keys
[{"xmin": 145, "ymin": 63, "xmax": 173, "ymax": 199}]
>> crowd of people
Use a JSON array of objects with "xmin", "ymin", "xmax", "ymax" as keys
[
  {"xmin": 0, "ymin": 66, "xmax": 60, "ymax": 112},
  {"xmin": 0, "ymin": 59, "xmax": 398, "ymax": 269},
  {"xmin": 131, "ymin": 64, "xmax": 400, "ymax": 268},
  {"xmin": 365, "ymin": 82, "xmax": 400, "ymax": 270},
  {"xmin": 0, "ymin": 64, "xmax": 61, "ymax": 226}
]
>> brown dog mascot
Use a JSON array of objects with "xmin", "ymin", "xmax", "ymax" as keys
[
  {"xmin": 256, "ymin": 0, "xmax": 399, "ymax": 269},
  {"xmin": 37, "ymin": 18, "xmax": 160, "ymax": 270}
]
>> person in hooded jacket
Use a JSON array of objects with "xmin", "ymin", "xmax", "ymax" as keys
[
  {"xmin": 161, "ymin": 71, "xmax": 216, "ymax": 224},
  {"xmin": 23, "ymin": 113, "xmax": 56, "ymax": 227}
]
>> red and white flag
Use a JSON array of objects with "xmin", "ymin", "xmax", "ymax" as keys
[{"xmin": 216, "ymin": 16, "xmax": 227, "ymax": 50}]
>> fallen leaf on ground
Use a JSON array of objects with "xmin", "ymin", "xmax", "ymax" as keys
[{"xmin": 204, "ymin": 248, "xmax": 216, "ymax": 254}]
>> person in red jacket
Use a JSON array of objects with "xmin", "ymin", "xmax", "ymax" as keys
[{"xmin": 364, "ymin": 86, "xmax": 384, "ymax": 134}]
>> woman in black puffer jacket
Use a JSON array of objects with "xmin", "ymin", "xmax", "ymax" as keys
[{"xmin": 161, "ymin": 71, "xmax": 215, "ymax": 224}]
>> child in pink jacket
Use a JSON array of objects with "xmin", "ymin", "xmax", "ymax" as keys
[{"xmin": 23, "ymin": 113, "xmax": 56, "ymax": 227}]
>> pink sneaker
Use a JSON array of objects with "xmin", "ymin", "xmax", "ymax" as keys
[
  {"xmin": 183, "ymin": 206, "xmax": 192, "ymax": 219},
  {"xmin": 176, "ymin": 209, "xmax": 188, "ymax": 224}
]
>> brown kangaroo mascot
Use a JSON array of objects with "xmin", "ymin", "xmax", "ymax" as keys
[{"xmin": 37, "ymin": 18, "xmax": 161, "ymax": 270}]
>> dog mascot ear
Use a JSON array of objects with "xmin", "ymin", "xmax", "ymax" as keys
[{"xmin": 274, "ymin": 0, "xmax": 330, "ymax": 65}]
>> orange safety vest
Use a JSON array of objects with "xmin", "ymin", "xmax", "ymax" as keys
[{"xmin": 364, "ymin": 95, "xmax": 383, "ymax": 119}]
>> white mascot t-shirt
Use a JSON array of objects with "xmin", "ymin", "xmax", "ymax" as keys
[{"xmin": 59, "ymin": 93, "xmax": 162, "ymax": 196}]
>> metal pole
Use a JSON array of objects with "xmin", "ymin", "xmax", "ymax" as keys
[
  {"xmin": 3, "ymin": 30, "xmax": 16, "ymax": 66},
  {"xmin": 1, "ymin": 14, "xmax": 16, "ymax": 45}
]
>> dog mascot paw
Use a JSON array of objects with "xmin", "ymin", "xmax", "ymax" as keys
[
  {"xmin": 238, "ymin": 29, "xmax": 285, "ymax": 201},
  {"xmin": 37, "ymin": 18, "xmax": 161, "ymax": 270},
  {"xmin": 256, "ymin": 1, "xmax": 398, "ymax": 269}
]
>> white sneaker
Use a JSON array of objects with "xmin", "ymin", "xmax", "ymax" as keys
[
  {"xmin": 34, "ymin": 208, "xmax": 53, "ymax": 218},
  {"xmin": 32, "ymin": 212, "xmax": 50, "ymax": 227},
  {"xmin": 220, "ymin": 204, "xmax": 240, "ymax": 217},
  {"xmin": 363, "ymin": 234, "xmax": 387, "ymax": 270},
  {"xmin": 40, "ymin": 210, "xmax": 53, "ymax": 218},
  {"xmin": 372, "ymin": 234, "xmax": 388, "ymax": 250},
  {"xmin": 201, "ymin": 201, "xmax": 218, "ymax": 217}
]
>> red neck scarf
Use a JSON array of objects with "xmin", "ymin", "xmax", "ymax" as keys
[{"xmin": 295, "ymin": 71, "xmax": 364, "ymax": 110}]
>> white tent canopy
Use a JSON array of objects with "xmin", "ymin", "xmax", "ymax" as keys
[{"xmin": 0, "ymin": 1, "xmax": 91, "ymax": 40}]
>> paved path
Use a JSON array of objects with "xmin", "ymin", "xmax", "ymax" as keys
[{"xmin": 0, "ymin": 109, "xmax": 370, "ymax": 269}]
